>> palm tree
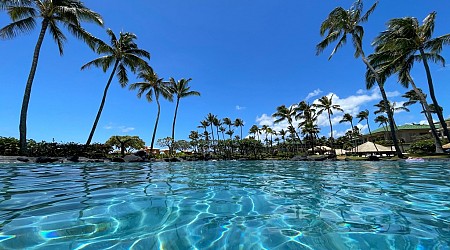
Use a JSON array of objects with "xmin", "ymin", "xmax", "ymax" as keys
[
  {"xmin": 129, "ymin": 69, "xmax": 173, "ymax": 152},
  {"xmin": 371, "ymin": 12, "xmax": 450, "ymax": 142},
  {"xmin": 234, "ymin": 118, "xmax": 244, "ymax": 140},
  {"xmin": 317, "ymin": 0, "xmax": 403, "ymax": 158},
  {"xmin": 206, "ymin": 113, "xmax": 217, "ymax": 142},
  {"xmin": 249, "ymin": 125, "xmax": 259, "ymax": 140},
  {"xmin": 167, "ymin": 78, "xmax": 200, "ymax": 142},
  {"xmin": 339, "ymin": 113, "xmax": 356, "ymax": 151},
  {"xmin": 272, "ymin": 105, "xmax": 301, "ymax": 141},
  {"xmin": 223, "ymin": 118, "xmax": 233, "ymax": 139},
  {"xmin": 82, "ymin": 29, "xmax": 150, "ymax": 146},
  {"xmin": 356, "ymin": 109, "xmax": 378, "ymax": 152},
  {"xmin": 314, "ymin": 94, "xmax": 343, "ymax": 152},
  {"xmin": 0, "ymin": 0, "xmax": 103, "ymax": 154},
  {"xmin": 213, "ymin": 117, "xmax": 222, "ymax": 143},
  {"xmin": 402, "ymin": 89, "xmax": 444, "ymax": 153},
  {"xmin": 301, "ymin": 121, "xmax": 320, "ymax": 154}
]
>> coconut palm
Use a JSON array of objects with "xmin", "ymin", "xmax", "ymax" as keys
[
  {"xmin": 249, "ymin": 125, "xmax": 259, "ymax": 141},
  {"xmin": 234, "ymin": 118, "xmax": 244, "ymax": 140},
  {"xmin": 129, "ymin": 69, "xmax": 172, "ymax": 152},
  {"xmin": 82, "ymin": 29, "xmax": 150, "ymax": 146},
  {"xmin": 314, "ymin": 94, "xmax": 343, "ymax": 152},
  {"xmin": 339, "ymin": 113, "xmax": 356, "ymax": 151},
  {"xmin": 356, "ymin": 109, "xmax": 378, "ymax": 152},
  {"xmin": 213, "ymin": 117, "xmax": 222, "ymax": 142},
  {"xmin": 371, "ymin": 12, "xmax": 450, "ymax": 142},
  {"xmin": 205, "ymin": 113, "xmax": 217, "ymax": 142},
  {"xmin": 402, "ymin": 89, "xmax": 444, "ymax": 153},
  {"xmin": 374, "ymin": 115, "xmax": 389, "ymax": 130},
  {"xmin": 167, "ymin": 78, "xmax": 200, "ymax": 142},
  {"xmin": 301, "ymin": 121, "xmax": 320, "ymax": 154},
  {"xmin": 272, "ymin": 105, "xmax": 301, "ymax": 141},
  {"xmin": 317, "ymin": 0, "xmax": 403, "ymax": 158},
  {"xmin": 223, "ymin": 118, "xmax": 233, "ymax": 139},
  {"xmin": 0, "ymin": 0, "xmax": 103, "ymax": 154}
]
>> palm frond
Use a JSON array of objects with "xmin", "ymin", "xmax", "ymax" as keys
[
  {"xmin": 48, "ymin": 19, "xmax": 66, "ymax": 55},
  {"xmin": 7, "ymin": 5, "xmax": 35, "ymax": 21},
  {"xmin": 359, "ymin": 1, "xmax": 378, "ymax": 23},
  {"xmin": 116, "ymin": 63, "xmax": 128, "ymax": 86},
  {"xmin": 81, "ymin": 56, "xmax": 115, "ymax": 72},
  {"xmin": 0, "ymin": 16, "xmax": 35, "ymax": 39}
]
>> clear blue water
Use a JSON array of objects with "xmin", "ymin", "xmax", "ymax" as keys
[{"xmin": 0, "ymin": 161, "xmax": 449, "ymax": 249}]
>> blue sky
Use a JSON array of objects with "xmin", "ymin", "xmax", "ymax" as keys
[{"xmin": 1, "ymin": 0, "xmax": 450, "ymax": 145}]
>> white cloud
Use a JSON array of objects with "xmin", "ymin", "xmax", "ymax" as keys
[
  {"xmin": 236, "ymin": 105, "xmax": 246, "ymax": 110},
  {"xmin": 256, "ymin": 114, "xmax": 274, "ymax": 127},
  {"xmin": 103, "ymin": 124, "xmax": 135, "ymax": 133},
  {"xmin": 120, "ymin": 127, "xmax": 135, "ymax": 133},
  {"xmin": 305, "ymin": 89, "xmax": 322, "ymax": 101},
  {"xmin": 356, "ymin": 89, "xmax": 365, "ymax": 95}
]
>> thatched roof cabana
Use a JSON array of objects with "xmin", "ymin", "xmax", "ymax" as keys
[
  {"xmin": 443, "ymin": 143, "xmax": 450, "ymax": 149},
  {"xmin": 349, "ymin": 141, "xmax": 394, "ymax": 156}
]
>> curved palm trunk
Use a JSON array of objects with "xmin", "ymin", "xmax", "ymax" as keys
[
  {"xmin": 85, "ymin": 60, "xmax": 120, "ymax": 147},
  {"xmin": 19, "ymin": 20, "xmax": 49, "ymax": 155},
  {"xmin": 357, "ymin": 43, "xmax": 403, "ymax": 157},
  {"xmin": 407, "ymin": 74, "xmax": 444, "ymax": 153},
  {"xmin": 327, "ymin": 111, "xmax": 336, "ymax": 155},
  {"xmin": 419, "ymin": 48, "xmax": 450, "ymax": 143},
  {"xmin": 288, "ymin": 120, "xmax": 305, "ymax": 152},
  {"xmin": 150, "ymin": 97, "xmax": 161, "ymax": 152},
  {"xmin": 349, "ymin": 121, "xmax": 355, "ymax": 153},
  {"xmin": 365, "ymin": 118, "xmax": 379, "ymax": 152},
  {"xmin": 171, "ymin": 98, "xmax": 180, "ymax": 141}
]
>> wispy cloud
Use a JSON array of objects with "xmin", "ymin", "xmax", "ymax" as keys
[
  {"xmin": 103, "ymin": 123, "xmax": 135, "ymax": 133},
  {"xmin": 305, "ymin": 89, "xmax": 322, "ymax": 101},
  {"xmin": 236, "ymin": 105, "xmax": 246, "ymax": 110}
]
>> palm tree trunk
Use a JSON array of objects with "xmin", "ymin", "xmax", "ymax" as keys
[
  {"xmin": 328, "ymin": 111, "xmax": 336, "ymax": 155},
  {"xmin": 358, "ymin": 46, "xmax": 403, "ymax": 157},
  {"xmin": 85, "ymin": 60, "xmax": 120, "ymax": 147},
  {"xmin": 150, "ymin": 97, "xmax": 161, "ymax": 152},
  {"xmin": 19, "ymin": 20, "xmax": 49, "ymax": 155},
  {"xmin": 171, "ymin": 98, "xmax": 180, "ymax": 141},
  {"xmin": 419, "ymin": 48, "xmax": 450, "ymax": 143},
  {"xmin": 288, "ymin": 121, "xmax": 305, "ymax": 152},
  {"xmin": 408, "ymin": 74, "xmax": 444, "ymax": 153},
  {"xmin": 366, "ymin": 118, "xmax": 379, "ymax": 152}
]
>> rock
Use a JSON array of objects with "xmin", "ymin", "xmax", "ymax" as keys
[
  {"xmin": 17, "ymin": 157, "xmax": 29, "ymax": 162},
  {"xmin": 124, "ymin": 155, "xmax": 144, "ymax": 162},
  {"xmin": 35, "ymin": 157, "xmax": 59, "ymax": 163},
  {"xmin": 67, "ymin": 156, "xmax": 79, "ymax": 162},
  {"xmin": 368, "ymin": 155, "xmax": 380, "ymax": 161},
  {"xmin": 291, "ymin": 155, "xmax": 307, "ymax": 161},
  {"xmin": 111, "ymin": 157, "xmax": 125, "ymax": 162}
]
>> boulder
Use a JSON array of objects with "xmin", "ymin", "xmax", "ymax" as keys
[
  {"xmin": 35, "ymin": 157, "xmax": 60, "ymax": 163},
  {"xmin": 17, "ymin": 157, "xmax": 29, "ymax": 162},
  {"xmin": 67, "ymin": 156, "xmax": 79, "ymax": 162},
  {"xmin": 368, "ymin": 155, "xmax": 380, "ymax": 161},
  {"xmin": 124, "ymin": 155, "xmax": 144, "ymax": 162},
  {"xmin": 291, "ymin": 155, "xmax": 307, "ymax": 161},
  {"xmin": 111, "ymin": 157, "xmax": 125, "ymax": 162}
]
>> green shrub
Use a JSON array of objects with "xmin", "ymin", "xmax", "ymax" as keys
[{"xmin": 408, "ymin": 139, "xmax": 436, "ymax": 155}]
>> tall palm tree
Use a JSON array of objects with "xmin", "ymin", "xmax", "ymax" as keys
[
  {"xmin": 372, "ymin": 12, "xmax": 450, "ymax": 142},
  {"xmin": 317, "ymin": 0, "xmax": 403, "ymax": 158},
  {"xmin": 402, "ymin": 89, "xmax": 444, "ymax": 153},
  {"xmin": 82, "ymin": 29, "xmax": 150, "ymax": 146},
  {"xmin": 249, "ymin": 125, "xmax": 259, "ymax": 141},
  {"xmin": 356, "ymin": 109, "xmax": 378, "ymax": 152},
  {"xmin": 223, "ymin": 118, "xmax": 233, "ymax": 139},
  {"xmin": 272, "ymin": 105, "xmax": 301, "ymax": 141},
  {"xmin": 129, "ymin": 69, "xmax": 173, "ymax": 152},
  {"xmin": 301, "ymin": 121, "xmax": 320, "ymax": 154},
  {"xmin": 167, "ymin": 78, "xmax": 200, "ymax": 142},
  {"xmin": 234, "ymin": 118, "xmax": 244, "ymax": 140},
  {"xmin": 0, "ymin": 0, "xmax": 103, "ymax": 154},
  {"xmin": 213, "ymin": 117, "xmax": 222, "ymax": 143},
  {"xmin": 314, "ymin": 94, "xmax": 343, "ymax": 152},
  {"xmin": 205, "ymin": 113, "xmax": 217, "ymax": 142},
  {"xmin": 339, "ymin": 113, "xmax": 356, "ymax": 151}
]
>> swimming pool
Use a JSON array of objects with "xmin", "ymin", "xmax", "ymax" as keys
[{"xmin": 0, "ymin": 161, "xmax": 449, "ymax": 249}]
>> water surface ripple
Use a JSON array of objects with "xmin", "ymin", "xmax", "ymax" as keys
[{"xmin": 0, "ymin": 161, "xmax": 449, "ymax": 249}]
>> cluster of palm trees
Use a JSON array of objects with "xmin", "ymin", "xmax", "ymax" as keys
[
  {"xmin": 0, "ymin": 0, "xmax": 200, "ymax": 155},
  {"xmin": 317, "ymin": 0, "xmax": 450, "ymax": 156}
]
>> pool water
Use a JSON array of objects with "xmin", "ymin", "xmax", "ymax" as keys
[{"xmin": 0, "ymin": 161, "xmax": 449, "ymax": 249}]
